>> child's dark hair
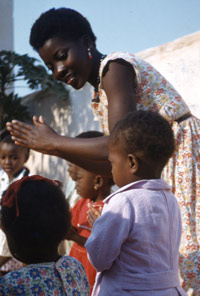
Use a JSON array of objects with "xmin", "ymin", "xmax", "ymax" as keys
[
  {"xmin": 0, "ymin": 129, "xmax": 15, "ymax": 144},
  {"xmin": 0, "ymin": 129, "xmax": 30, "ymax": 156},
  {"xmin": 110, "ymin": 111, "xmax": 175, "ymax": 169},
  {"xmin": 1, "ymin": 177, "xmax": 71, "ymax": 263},
  {"xmin": 30, "ymin": 7, "xmax": 97, "ymax": 51}
]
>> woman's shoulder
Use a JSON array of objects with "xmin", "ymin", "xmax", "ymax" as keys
[{"xmin": 101, "ymin": 51, "xmax": 139, "ymax": 68}]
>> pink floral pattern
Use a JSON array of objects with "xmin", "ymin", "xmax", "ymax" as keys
[{"xmin": 91, "ymin": 52, "xmax": 200, "ymax": 296}]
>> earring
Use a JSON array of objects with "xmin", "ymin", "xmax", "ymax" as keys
[
  {"xmin": 88, "ymin": 48, "xmax": 92, "ymax": 60},
  {"xmin": 94, "ymin": 185, "xmax": 98, "ymax": 190}
]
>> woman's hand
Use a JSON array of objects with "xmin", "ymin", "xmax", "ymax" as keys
[{"xmin": 6, "ymin": 115, "xmax": 60, "ymax": 154}]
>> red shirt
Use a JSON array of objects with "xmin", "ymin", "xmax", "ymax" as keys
[{"xmin": 70, "ymin": 198, "xmax": 104, "ymax": 293}]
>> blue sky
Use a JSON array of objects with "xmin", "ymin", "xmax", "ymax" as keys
[
  {"xmin": 14, "ymin": 0, "xmax": 200, "ymax": 55},
  {"xmin": 14, "ymin": 0, "xmax": 200, "ymax": 95}
]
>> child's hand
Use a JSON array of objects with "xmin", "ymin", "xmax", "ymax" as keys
[{"xmin": 87, "ymin": 203, "xmax": 102, "ymax": 227}]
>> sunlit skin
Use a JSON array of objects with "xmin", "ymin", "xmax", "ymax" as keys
[
  {"xmin": 108, "ymin": 139, "xmax": 162, "ymax": 188},
  {"xmin": 38, "ymin": 37, "xmax": 101, "ymax": 90},
  {"xmin": 108, "ymin": 140, "xmax": 139, "ymax": 188},
  {"xmin": 0, "ymin": 143, "xmax": 28, "ymax": 182}
]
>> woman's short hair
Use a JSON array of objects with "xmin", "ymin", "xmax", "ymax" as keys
[{"xmin": 30, "ymin": 8, "xmax": 97, "ymax": 51}]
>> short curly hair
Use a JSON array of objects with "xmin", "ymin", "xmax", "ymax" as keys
[
  {"xmin": 110, "ymin": 110, "xmax": 175, "ymax": 169},
  {"xmin": 1, "ymin": 178, "xmax": 71, "ymax": 262},
  {"xmin": 30, "ymin": 7, "xmax": 97, "ymax": 51}
]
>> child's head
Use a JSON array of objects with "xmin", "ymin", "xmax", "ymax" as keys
[
  {"xmin": 109, "ymin": 110, "xmax": 175, "ymax": 187},
  {"xmin": 0, "ymin": 130, "xmax": 30, "ymax": 181},
  {"xmin": 76, "ymin": 167, "xmax": 113, "ymax": 202},
  {"xmin": 30, "ymin": 8, "xmax": 96, "ymax": 52},
  {"xmin": 1, "ymin": 175, "xmax": 71, "ymax": 264},
  {"xmin": 67, "ymin": 131, "xmax": 104, "ymax": 182},
  {"xmin": 67, "ymin": 163, "xmax": 79, "ymax": 182},
  {"xmin": 74, "ymin": 131, "xmax": 113, "ymax": 201}
]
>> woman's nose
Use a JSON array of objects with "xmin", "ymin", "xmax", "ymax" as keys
[{"xmin": 53, "ymin": 63, "xmax": 67, "ymax": 81}]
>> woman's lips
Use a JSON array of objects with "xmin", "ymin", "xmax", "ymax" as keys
[{"xmin": 65, "ymin": 73, "xmax": 77, "ymax": 87}]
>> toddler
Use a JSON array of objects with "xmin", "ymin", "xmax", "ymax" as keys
[
  {"xmin": 0, "ymin": 175, "xmax": 90, "ymax": 295},
  {"xmin": 66, "ymin": 131, "xmax": 113, "ymax": 294},
  {"xmin": 86, "ymin": 110, "xmax": 186, "ymax": 296},
  {"xmin": 0, "ymin": 129, "xmax": 30, "ymax": 274}
]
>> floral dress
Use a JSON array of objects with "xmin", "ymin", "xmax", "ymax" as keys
[
  {"xmin": 0, "ymin": 256, "xmax": 90, "ymax": 295},
  {"xmin": 91, "ymin": 52, "xmax": 200, "ymax": 296}
]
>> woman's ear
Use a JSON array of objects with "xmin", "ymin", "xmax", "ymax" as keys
[
  {"xmin": 93, "ymin": 175, "xmax": 103, "ymax": 190},
  {"xmin": 128, "ymin": 154, "xmax": 139, "ymax": 174},
  {"xmin": 82, "ymin": 34, "xmax": 94, "ymax": 49}
]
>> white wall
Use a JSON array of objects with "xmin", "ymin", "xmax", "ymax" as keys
[
  {"xmin": 137, "ymin": 31, "xmax": 200, "ymax": 118},
  {"xmin": 0, "ymin": 0, "xmax": 13, "ymax": 50}
]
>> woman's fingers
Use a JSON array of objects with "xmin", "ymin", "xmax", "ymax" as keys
[
  {"xmin": 33, "ymin": 115, "xmax": 45, "ymax": 126},
  {"xmin": 6, "ymin": 120, "xmax": 35, "ymax": 147},
  {"xmin": 7, "ymin": 120, "xmax": 33, "ymax": 135}
]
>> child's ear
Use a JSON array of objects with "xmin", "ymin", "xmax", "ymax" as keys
[
  {"xmin": 94, "ymin": 175, "xmax": 103, "ymax": 190},
  {"xmin": 128, "ymin": 154, "xmax": 139, "ymax": 174}
]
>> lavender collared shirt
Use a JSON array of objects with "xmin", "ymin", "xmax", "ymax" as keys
[{"xmin": 85, "ymin": 179, "xmax": 186, "ymax": 296}]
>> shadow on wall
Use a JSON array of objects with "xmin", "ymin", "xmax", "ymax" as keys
[{"xmin": 22, "ymin": 83, "xmax": 102, "ymax": 190}]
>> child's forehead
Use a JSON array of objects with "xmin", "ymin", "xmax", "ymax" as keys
[{"xmin": 0, "ymin": 142, "xmax": 25, "ymax": 153}]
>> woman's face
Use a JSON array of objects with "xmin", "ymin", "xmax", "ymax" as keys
[{"xmin": 39, "ymin": 37, "xmax": 92, "ymax": 89}]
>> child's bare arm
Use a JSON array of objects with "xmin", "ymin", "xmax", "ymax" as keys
[{"xmin": 66, "ymin": 226, "xmax": 87, "ymax": 247}]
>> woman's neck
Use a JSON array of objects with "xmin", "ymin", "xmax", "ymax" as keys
[{"xmin": 88, "ymin": 50, "xmax": 105, "ymax": 89}]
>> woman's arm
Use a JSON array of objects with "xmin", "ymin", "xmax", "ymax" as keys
[
  {"xmin": 6, "ymin": 59, "xmax": 137, "ymax": 174},
  {"xmin": 101, "ymin": 59, "xmax": 137, "ymax": 130},
  {"xmin": 6, "ymin": 117, "xmax": 111, "ymax": 175}
]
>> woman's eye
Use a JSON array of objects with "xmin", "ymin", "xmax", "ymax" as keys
[{"xmin": 57, "ymin": 51, "xmax": 67, "ymax": 60}]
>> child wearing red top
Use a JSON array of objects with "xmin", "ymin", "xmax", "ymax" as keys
[{"xmin": 66, "ymin": 166, "xmax": 113, "ymax": 294}]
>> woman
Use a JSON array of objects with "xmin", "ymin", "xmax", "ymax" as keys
[{"xmin": 7, "ymin": 8, "xmax": 200, "ymax": 295}]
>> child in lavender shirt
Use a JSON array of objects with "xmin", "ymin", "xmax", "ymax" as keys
[{"xmin": 86, "ymin": 110, "xmax": 186, "ymax": 296}]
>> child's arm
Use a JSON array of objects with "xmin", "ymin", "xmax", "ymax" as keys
[
  {"xmin": 66, "ymin": 226, "xmax": 87, "ymax": 247},
  {"xmin": 85, "ymin": 195, "xmax": 133, "ymax": 272}
]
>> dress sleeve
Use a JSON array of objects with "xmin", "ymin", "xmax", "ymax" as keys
[{"xmin": 85, "ymin": 194, "xmax": 134, "ymax": 272}]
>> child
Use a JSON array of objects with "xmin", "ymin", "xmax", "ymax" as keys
[
  {"xmin": 86, "ymin": 110, "xmax": 186, "ymax": 296},
  {"xmin": 66, "ymin": 131, "xmax": 113, "ymax": 294},
  {"xmin": 0, "ymin": 175, "xmax": 90, "ymax": 295},
  {"xmin": 0, "ymin": 129, "xmax": 30, "ymax": 275}
]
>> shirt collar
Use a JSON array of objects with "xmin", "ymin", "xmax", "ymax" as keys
[{"xmin": 104, "ymin": 179, "xmax": 171, "ymax": 204}]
